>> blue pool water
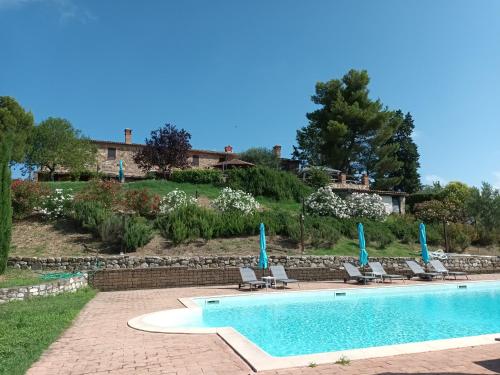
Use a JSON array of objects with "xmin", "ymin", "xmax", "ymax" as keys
[{"xmin": 188, "ymin": 282, "xmax": 500, "ymax": 357}]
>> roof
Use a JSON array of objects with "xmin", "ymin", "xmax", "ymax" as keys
[
  {"xmin": 214, "ymin": 159, "xmax": 255, "ymax": 168},
  {"xmin": 330, "ymin": 186, "xmax": 408, "ymax": 196},
  {"xmin": 91, "ymin": 139, "xmax": 232, "ymax": 156}
]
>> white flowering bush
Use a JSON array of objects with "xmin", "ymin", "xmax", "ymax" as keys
[
  {"xmin": 305, "ymin": 186, "xmax": 351, "ymax": 218},
  {"xmin": 211, "ymin": 187, "xmax": 260, "ymax": 214},
  {"xmin": 346, "ymin": 193, "xmax": 387, "ymax": 220},
  {"xmin": 159, "ymin": 189, "xmax": 197, "ymax": 214},
  {"xmin": 38, "ymin": 189, "xmax": 74, "ymax": 219}
]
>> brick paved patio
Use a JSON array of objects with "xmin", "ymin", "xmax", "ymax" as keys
[{"xmin": 28, "ymin": 274, "xmax": 500, "ymax": 375}]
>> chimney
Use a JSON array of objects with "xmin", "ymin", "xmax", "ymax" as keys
[
  {"xmin": 362, "ymin": 174, "xmax": 370, "ymax": 188},
  {"xmin": 272, "ymin": 145, "xmax": 282, "ymax": 159},
  {"xmin": 224, "ymin": 145, "xmax": 233, "ymax": 153},
  {"xmin": 124, "ymin": 128, "xmax": 132, "ymax": 144}
]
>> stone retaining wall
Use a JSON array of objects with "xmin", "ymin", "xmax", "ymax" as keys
[
  {"xmin": 0, "ymin": 275, "xmax": 88, "ymax": 304},
  {"xmin": 8, "ymin": 254, "xmax": 499, "ymax": 273}
]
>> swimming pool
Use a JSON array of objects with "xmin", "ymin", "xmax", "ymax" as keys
[
  {"xmin": 128, "ymin": 281, "xmax": 500, "ymax": 370},
  {"xmin": 190, "ymin": 281, "xmax": 500, "ymax": 356}
]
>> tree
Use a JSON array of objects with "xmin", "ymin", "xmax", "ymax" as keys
[
  {"xmin": 0, "ymin": 96, "xmax": 34, "ymax": 163},
  {"xmin": 25, "ymin": 118, "xmax": 96, "ymax": 181},
  {"xmin": 134, "ymin": 123, "xmax": 191, "ymax": 178},
  {"xmin": 293, "ymin": 69, "xmax": 402, "ymax": 189},
  {"xmin": 239, "ymin": 147, "xmax": 280, "ymax": 169},
  {"xmin": 467, "ymin": 182, "xmax": 500, "ymax": 231},
  {"xmin": 387, "ymin": 111, "xmax": 421, "ymax": 193},
  {"xmin": 0, "ymin": 137, "xmax": 12, "ymax": 274}
]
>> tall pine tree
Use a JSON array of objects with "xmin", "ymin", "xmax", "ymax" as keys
[
  {"xmin": 388, "ymin": 111, "xmax": 421, "ymax": 193},
  {"xmin": 294, "ymin": 69, "xmax": 402, "ymax": 189},
  {"xmin": 0, "ymin": 138, "xmax": 12, "ymax": 274}
]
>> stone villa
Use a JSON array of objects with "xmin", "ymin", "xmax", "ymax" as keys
[{"xmin": 40, "ymin": 128, "xmax": 299, "ymax": 180}]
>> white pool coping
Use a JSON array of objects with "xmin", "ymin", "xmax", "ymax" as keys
[{"xmin": 128, "ymin": 280, "xmax": 500, "ymax": 372}]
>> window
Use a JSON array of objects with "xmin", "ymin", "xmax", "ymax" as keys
[
  {"xmin": 107, "ymin": 147, "xmax": 116, "ymax": 160},
  {"xmin": 192, "ymin": 155, "xmax": 200, "ymax": 166}
]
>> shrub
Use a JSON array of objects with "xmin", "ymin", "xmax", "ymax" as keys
[
  {"xmin": 11, "ymin": 180, "xmax": 50, "ymax": 219},
  {"xmin": 98, "ymin": 214, "xmax": 124, "ymax": 244},
  {"xmin": 225, "ymin": 167, "xmax": 310, "ymax": 201},
  {"xmin": 212, "ymin": 187, "xmax": 260, "ymax": 215},
  {"xmin": 123, "ymin": 189, "xmax": 161, "ymax": 217},
  {"xmin": 38, "ymin": 188, "xmax": 74, "ymax": 219},
  {"xmin": 385, "ymin": 215, "xmax": 419, "ymax": 244},
  {"xmin": 447, "ymin": 223, "xmax": 476, "ymax": 252},
  {"xmin": 159, "ymin": 189, "xmax": 197, "ymax": 214},
  {"xmin": 363, "ymin": 221, "xmax": 395, "ymax": 249},
  {"xmin": 305, "ymin": 186, "xmax": 350, "ymax": 218},
  {"xmin": 306, "ymin": 167, "xmax": 331, "ymax": 189},
  {"xmin": 75, "ymin": 179, "xmax": 122, "ymax": 208},
  {"xmin": 72, "ymin": 200, "xmax": 110, "ymax": 233},
  {"xmin": 123, "ymin": 216, "xmax": 154, "ymax": 250},
  {"xmin": 304, "ymin": 216, "xmax": 341, "ymax": 247},
  {"xmin": 156, "ymin": 205, "xmax": 218, "ymax": 244},
  {"xmin": 346, "ymin": 193, "xmax": 387, "ymax": 221},
  {"xmin": 170, "ymin": 169, "xmax": 223, "ymax": 184}
]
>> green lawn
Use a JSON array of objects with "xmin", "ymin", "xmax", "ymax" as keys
[
  {"xmin": 0, "ymin": 268, "xmax": 42, "ymax": 289},
  {"xmin": 0, "ymin": 288, "xmax": 96, "ymax": 375},
  {"xmin": 308, "ymin": 238, "xmax": 420, "ymax": 257}
]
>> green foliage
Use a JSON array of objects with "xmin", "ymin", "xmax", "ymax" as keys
[
  {"xmin": 98, "ymin": 215, "xmax": 124, "ymax": 244},
  {"xmin": 447, "ymin": 223, "xmax": 475, "ymax": 252},
  {"xmin": 225, "ymin": 166, "xmax": 310, "ymax": 201},
  {"xmin": 0, "ymin": 288, "xmax": 96, "ymax": 375},
  {"xmin": 387, "ymin": 111, "xmax": 421, "ymax": 193},
  {"xmin": 25, "ymin": 118, "xmax": 96, "ymax": 180},
  {"xmin": 72, "ymin": 201, "xmax": 110, "ymax": 233},
  {"xmin": 123, "ymin": 216, "xmax": 154, "ymax": 251},
  {"xmin": 11, "ymin": 180, "xmax": 50, "ymax": 219},
  {"xmin": 294, "ymin": 69, "xmax": 402, "ymax": 189},
  {"xmin": 466, "ymin": 183, "xmax": 500, "ymax": 232},
  {"xmin": 170, "ymin": 169, "xmax": 223, "ymax": 184},
  {"xmin": 238, "ymin": 147, "xmax": 280, "ymax": 169},
  {"xmin": 0, "ymin": 140, "xmax": 12, "ymax": 274},
  {"xmin": 306, "ymin": 167, "xmax": 331, "ymax": 188},
  {"xmin": 0, "ymin": 96, "xmax": 34, "ymax": 163}
]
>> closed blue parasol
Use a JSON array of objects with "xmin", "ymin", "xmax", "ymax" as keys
[
  {"xmin": 118, "ymin": 159, "xmax": 124, "ymax": 182},
  {"xmin": 419, "ymin": 222, "xmax": 430, "ymax": 264},
  {"xmin": 258, "ymin": 223, "xmax": 268, "ymax": 269},
  {"xmin": 358, "ymin": 223, "xmax": 368, "ymax": 266}
]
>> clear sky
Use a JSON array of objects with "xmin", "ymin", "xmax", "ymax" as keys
[{"xmin": 1, "ymin": 0, "xmax": 499, "ymax": 188}]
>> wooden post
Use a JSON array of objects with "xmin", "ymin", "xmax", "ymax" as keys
[
  {"xmin": 300, "ymin": 214, "xmax": 305, "ymax": 253},
  {"xmin": 443, "ymin": 221, "xmax": 449, "ymax": 252}
]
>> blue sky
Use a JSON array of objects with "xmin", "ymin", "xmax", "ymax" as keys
[{"xmin": 1, "ymin": 0, "xmax": 499, "ymax": 188}]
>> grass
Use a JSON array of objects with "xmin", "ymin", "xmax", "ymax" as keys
[
  {"xmin": 0, "ymin": 288, "xmax": 96, "ymax": 375},
  {"xmin": 308, "ymin": 238, "xmax": 420, "ymax": 257},
  {"xmin": 0, "ymin": 268, "xmax": 42, "ymax": 289}
]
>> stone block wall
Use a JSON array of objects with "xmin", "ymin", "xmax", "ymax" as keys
[
  {"xmin": 8, "ymin": 254, "xmax": 499, "ymax": 274},
  {"xmin": 0, "ymin": 275, "xmax": 88, "ymax": 304}
]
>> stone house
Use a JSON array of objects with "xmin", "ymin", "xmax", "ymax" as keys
[
  {"xmin": 39, "ymin": 129, "xmax": 299, "ymax": 180},
  {"xmin": 330, "ymin": 172, "xmax": 407, "ymax": 214}
]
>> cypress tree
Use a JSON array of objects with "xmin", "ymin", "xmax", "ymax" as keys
[
  {"xmin": 389, "ymin": 111, "xmax": 421, "ymax": 193},
  {"xmin": 0, "ymin": 138, "xmax": 12, "ymax": 274}
]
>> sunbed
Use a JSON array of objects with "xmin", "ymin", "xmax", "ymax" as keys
[
  {"xmin": 405, "ymin": 260, "xmax": 442, "ymax": 280},
  {"xmin": 429, "ymin": 259, "xmax": 468, "ymax": 280},
  {"xmin": 343, "ymin": 262, "xmax": 377, "ymax": 284},
  {"xmin": 270, "ymin": 265, "xmax": 299, "ymax": 288},
  {"xmin": 238, "ymin": 267, "xmax": 267, "ymax": 290},
  {"xmin": 368, "ymin": 262, "xmax": 405, "ymax": 283}
]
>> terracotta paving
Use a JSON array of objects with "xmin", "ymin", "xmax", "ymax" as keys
[{"xmin": 28, "ymin": 274, "xmax": 500, "ymax": 375}]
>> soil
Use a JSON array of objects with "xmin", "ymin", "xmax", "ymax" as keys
[{"xmin": 10, "ymin": 219, "xmax": 302, "ymax": 257}]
